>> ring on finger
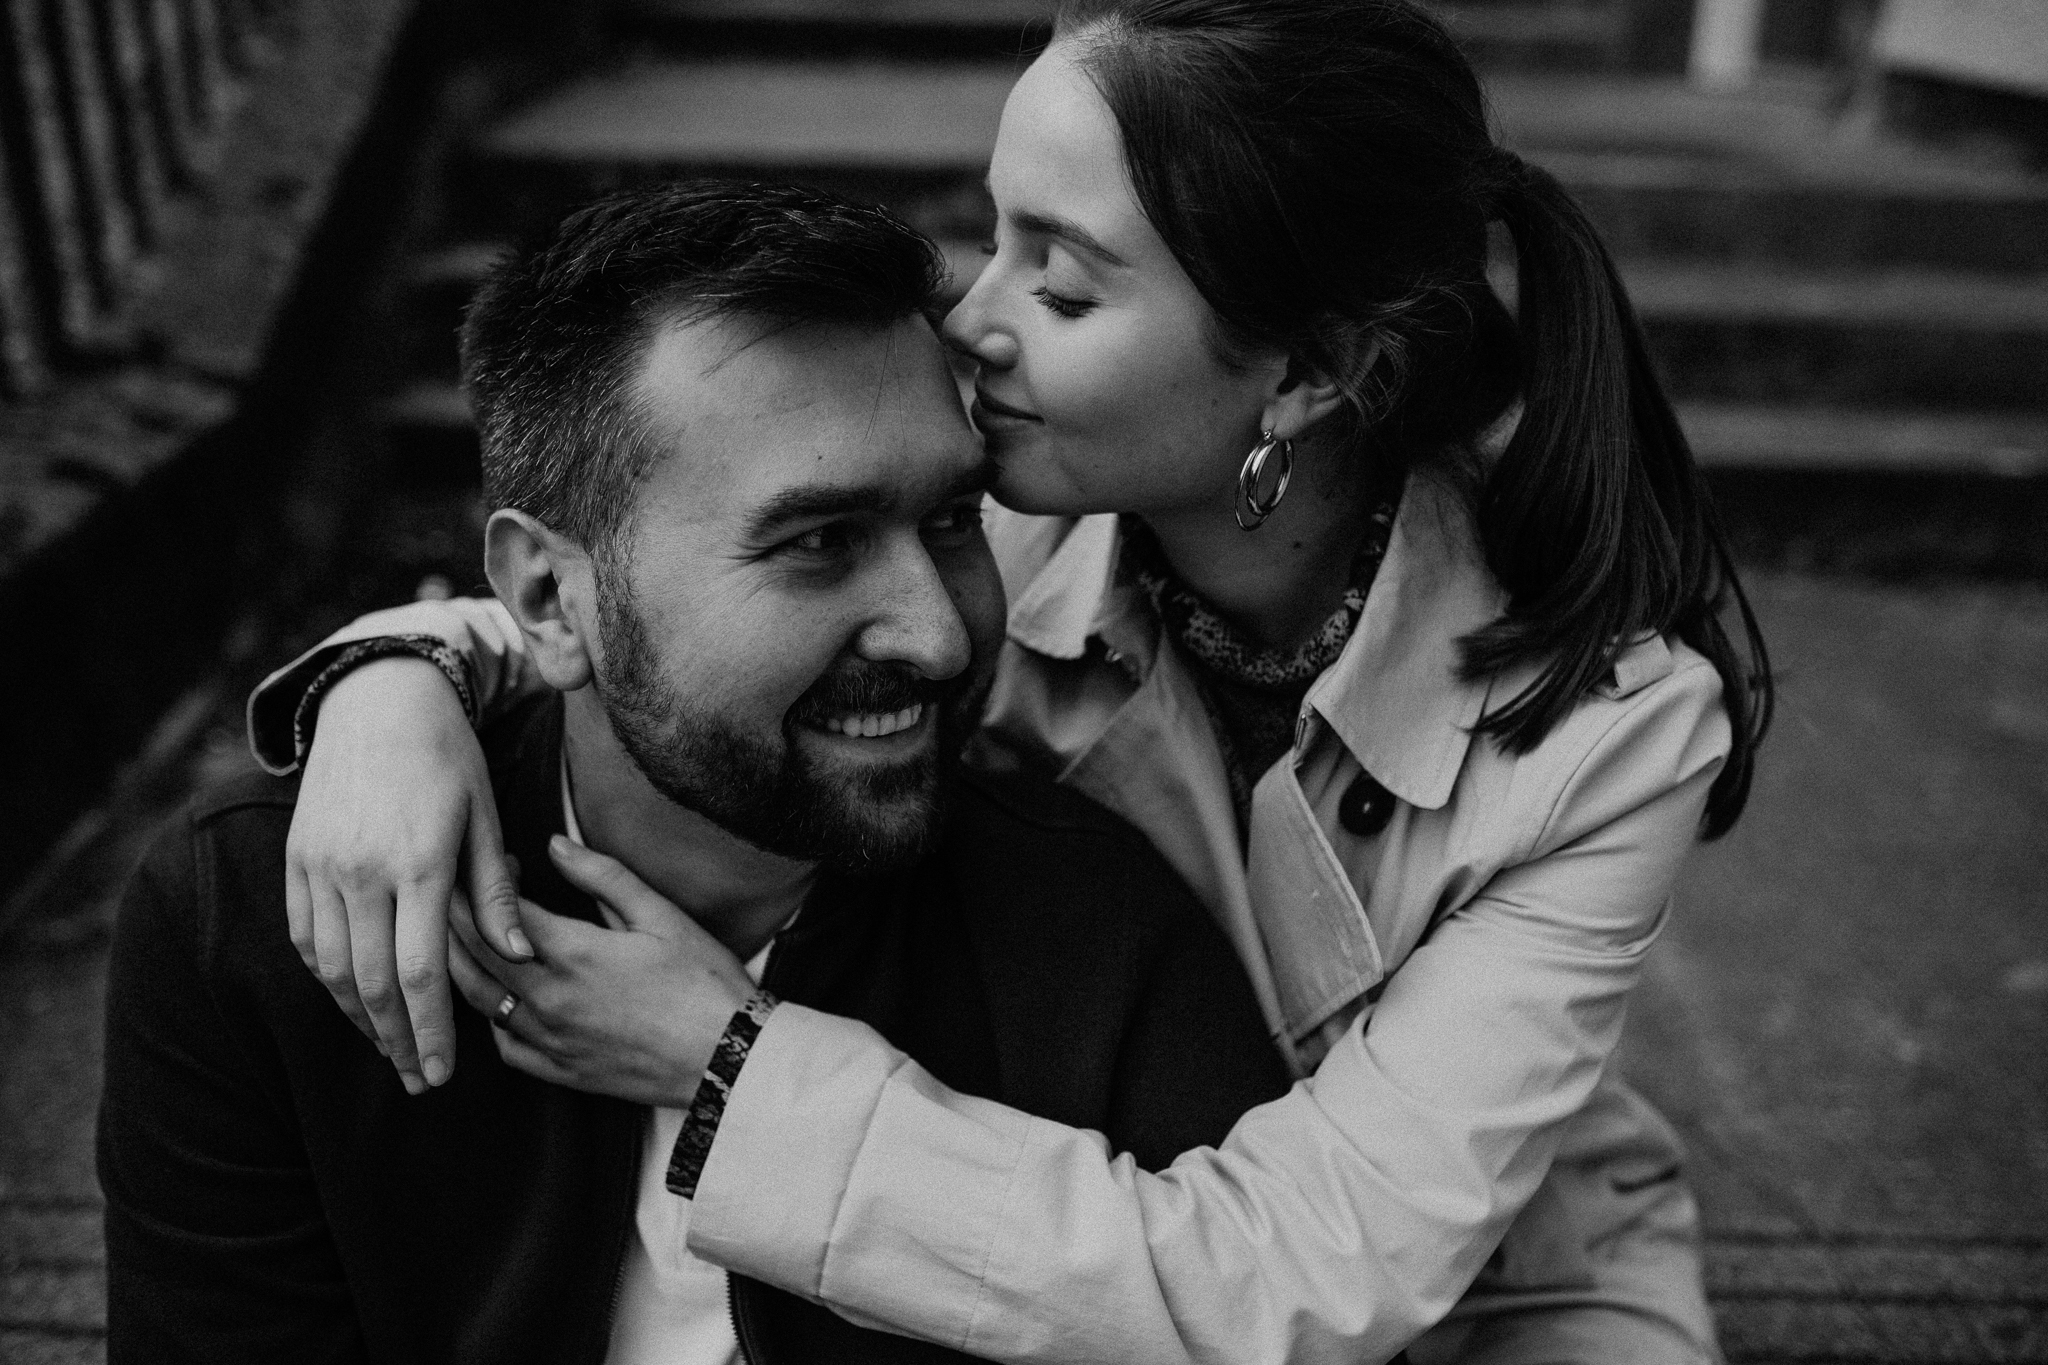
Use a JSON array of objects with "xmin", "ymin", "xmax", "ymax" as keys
[{"xmin": 493, "ymin": 991, "xmax": 521, "ymax": 1029}]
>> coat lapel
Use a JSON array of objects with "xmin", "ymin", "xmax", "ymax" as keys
[
  {"xmin": 1060, "ymin": 642, "xmax": 1303, "ymax": 1073},
  {"xmin": 985, "ymin": 481, "xmax": 1513, "ymax": 1071},
  {"xmin": 484, "ymin": 694, "xmax": 600, "ymax": 926}
]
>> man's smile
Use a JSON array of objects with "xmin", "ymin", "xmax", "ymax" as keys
[
  {"xmin": 811, "ymin": 703, "xmax": 925, "ymax": 739},
  {"xmin": 795, "ymin": 701, "xmax": 938, "ymax": 759}
]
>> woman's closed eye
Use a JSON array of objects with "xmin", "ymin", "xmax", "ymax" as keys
[{"xmin": 1032, "ymin": 285, "xmax": 1097, "ymax": 319}]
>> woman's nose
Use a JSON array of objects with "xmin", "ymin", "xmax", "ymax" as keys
[{"xmin": 941, "ymin": 275, "xmax": 1020, "ymax": 371}]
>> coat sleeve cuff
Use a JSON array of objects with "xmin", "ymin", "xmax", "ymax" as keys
[
  {"xmin": 685, "ymin": 1004, "xmax": 1036, "ymax": 1350},
  {"xmin": 685, "ymin": 1004, "xmax": 903, "ymax": 1296},
  {"xmin": 244, "ymin": 597, "xmax": 529, "ymax": 775}
]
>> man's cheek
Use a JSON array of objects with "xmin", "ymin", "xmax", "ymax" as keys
[{"xmin": 675, "ymin": 624, "xmax": 821, "ymax": 707}]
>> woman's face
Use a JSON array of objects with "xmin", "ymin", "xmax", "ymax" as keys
[{"xmin": 943, "ymin": 41, "xmax": 1285, "ymax": 519}]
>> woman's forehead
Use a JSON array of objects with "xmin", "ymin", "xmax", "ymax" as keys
[{"xmin": 990, "ymin": 46, "xmax": 1137, "ymax": 237}]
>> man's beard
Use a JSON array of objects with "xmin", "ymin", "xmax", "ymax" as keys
[{"xmin": 591, "ymin": 567, "xmax": 979, "ymax": 872}]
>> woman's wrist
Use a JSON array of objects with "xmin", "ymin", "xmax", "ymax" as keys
[
  {"xmin": 667, "ymin": 989, "xmax": 780, "ymax": 1199},
  {"xmin": 290, "ymin": 635, "xmax": 478, "ymax": 769}
]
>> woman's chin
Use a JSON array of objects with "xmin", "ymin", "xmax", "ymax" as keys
[{"xmin": 990, "ymin": 457, "xmax": 1102, "ymax": 519}]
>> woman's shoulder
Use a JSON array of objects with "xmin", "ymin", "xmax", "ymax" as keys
[{"xmin": 1468, "ymin": 633, "xmax": 1732, "ymax": 852}]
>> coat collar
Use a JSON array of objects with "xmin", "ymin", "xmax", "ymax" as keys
[
  {"xmin": 1306, "ymin": 473, "xmax": 1506, "ymax": 810},
  {"xmin": 999, "ymin": 472, "xmax": 1508, "ymax": 811},
  {"xmin": 1004, "ymin": 510, "xmax": 1126, "ymax": 662},
  {"xmin": 483, "ymin": 693, "xmax": 601, "ymax": 926}
]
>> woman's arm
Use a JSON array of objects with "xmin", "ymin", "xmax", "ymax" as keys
[
  {"xmin": 682, "ymin": 664, "xmax": 1731, "ymax": 1365},
  {"xmin": 244, "ymin": 597, "xmax": 540, "ymax": 1092},
  {"xmin": 246, "ymin": 595, "xmax": 544, "ymax": 773}
]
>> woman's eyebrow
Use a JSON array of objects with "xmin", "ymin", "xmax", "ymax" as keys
[{"xmin": 1008, "ymin": 208, "xmax": 1129, "ymax": 268}]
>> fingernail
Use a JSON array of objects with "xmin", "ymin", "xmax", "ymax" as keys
[
  {"xmin": 549, "ymin": 834, "xmax": 573, "ymax": 858},
  {"xmin": 401, "ymin": 1073, "xmax": 426, "ymax": 1097},
  {"xmin": 506, "ymin": 927, "xmax": 534, "ymax": 959},
  {"xmin": 422, "ymin": 1055, "xmax": 449, "ymax": 1087}
]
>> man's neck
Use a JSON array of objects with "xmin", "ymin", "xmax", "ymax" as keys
[{"xmin": 559, "ymin": 689, "xmax": 815, "ymax": 962}]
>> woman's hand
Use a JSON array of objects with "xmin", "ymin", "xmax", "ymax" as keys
[
  {"xmin": 447, "ymin": 837, "xmax": 757, "ymax": 1108},
  {"xmin": 286, "ymin": 657, "xmax": 528, "ymax": 1095}
]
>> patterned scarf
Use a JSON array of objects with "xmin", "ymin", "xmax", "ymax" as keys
[{"xmin": 1121, "ymin": 479, "xmax": 1402, "ymax": 825}]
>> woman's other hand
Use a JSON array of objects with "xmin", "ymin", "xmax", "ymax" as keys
[
  {"xmin": 286, "ymin": 657, "xmax": 526, "ymax": 1095},
  {"xmin": 446, "ymin": 838, "xmax": 756, "ymax": 1108}
]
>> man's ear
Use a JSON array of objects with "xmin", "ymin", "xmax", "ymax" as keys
[
  {"xmin": 1260, "ymin": 350, "xmax": 1360, "ymax": 444},
  {"xmin": 484, "ymin": 509, "xmax": 597, "ymax": 691}
]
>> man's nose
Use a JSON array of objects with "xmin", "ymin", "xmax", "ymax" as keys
[
  {"xmin": 941, "ymin": 270, "xmax": 1020, "ymax": 371},
  {"xmin": 856, "ymin": 539, "xmax": 974, "ymax": 681}
]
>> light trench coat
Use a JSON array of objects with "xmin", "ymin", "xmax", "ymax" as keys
[{"xmin": 252, "ymin": 473, "xmax": 1732, "ymax": 1365}]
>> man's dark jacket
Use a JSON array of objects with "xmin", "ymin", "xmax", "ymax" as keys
[{"xmin": 98, "ymin": 695, "xmax": 1292, "ymax": 1364}]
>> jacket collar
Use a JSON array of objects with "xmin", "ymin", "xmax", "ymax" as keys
[
  {"xmin": 1005, "ymin": 510, "xmax": 1127, "ymax": 662},
  {"xmin": 1001, "ymin": 472, "xmax": 1507, "ymax": 811},
  {"xmin": 1306, "ymin": 473, "xmax": 1506, "ymax": 810},
  {"xmin": 483, "ymin": 693, "xmax": 602, "ymax": 926}
]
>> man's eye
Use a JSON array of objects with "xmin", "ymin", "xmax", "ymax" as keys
[
  {"xmin": 787, "ymin": 524, "xmax": 854, "ymax": 556},
  {"xmin": 925, "ymin": 503, "xmax": 986, "ymax": 542},
  {"xmin": 1031, "ymin": 285, "xmax": 1096, "ymax": 320}
]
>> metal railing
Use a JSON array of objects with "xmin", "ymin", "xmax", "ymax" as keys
[{"xmin": 0, "ymin": 0, "xmax": 276, "ymax": 397}]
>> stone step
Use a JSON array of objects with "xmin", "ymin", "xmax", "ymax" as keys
[
  {"xmin": 375, "ymin": 377, "xmax": 2048, "ymax": 479},
  {"xmin": 615, "ymin": 0, "xmax": 1053, "ymax": 59},
  {"xmin": 615, "ymin": 0, "xmax": 1622, "ymax": 69},
  {"xmin": 1436, "ymin": 3, "xmax": 1624, "ymax": 71},
  {"xmin": 392, "ymin": 237, "xmax": 2048, "ymax": 412},
  {"xmin": 1676, "ymin": 403, "xmax": 2048, "ymax": 477},
  {"xmin": 1492, "ymin": 73, "xmax": 2048, "ymax": 271},
  {"xmin": 457, "ymin": 61, "xmax": 2048, "ymax": 271},
  {"xmin": 1704, "ymin": 1236, "xmax": 2048, "ymax": 1305},
  {"xmin": 1627, "ymin": 263, "xmax": 2048, "ymax": 407},
  {"xmin": 455, "ymin": 60, "xmax": 1012, "ymax": 242},
  {"xmin": 622, "ymin": 0, "xmax": 1050, "ymax": 29},
  {"xmin": 1713, "ymin": 1297, "xmax": 2048, "ymax": 1364}
]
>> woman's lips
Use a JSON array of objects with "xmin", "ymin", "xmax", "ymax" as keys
[{"xmin": 972, "ymin": 389, "xmax": 1040, "ymax": 425}]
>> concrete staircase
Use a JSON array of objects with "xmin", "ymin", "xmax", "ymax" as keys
[{"xmin": 369, "ymin": 0, "xmax": 2048, "ymax": 528}]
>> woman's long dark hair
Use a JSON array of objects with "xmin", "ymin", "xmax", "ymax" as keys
[{"xmin": 1056, "ymin": 0, "xmax": 1771, "ymax": 836}]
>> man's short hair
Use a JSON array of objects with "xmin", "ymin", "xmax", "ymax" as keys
[{"xmin": 460, "ymin": 180, "xmax": 948, "ymax": 551}]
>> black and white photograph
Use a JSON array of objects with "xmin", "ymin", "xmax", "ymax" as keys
[{"xmin": 2, "ymin": 0, "xmax": 2045, "ymax": 1361}]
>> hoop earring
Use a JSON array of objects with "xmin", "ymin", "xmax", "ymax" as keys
[{"xmin": 1234, "ymin": 429, "xmax": 1294, "ymax": 531}]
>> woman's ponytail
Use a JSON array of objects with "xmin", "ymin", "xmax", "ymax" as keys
[
  {"xmin": 1464, "ymin": 152, "xmax": 1771, "ymax": 838},
  {"xmin": 1059, "ymin": 0, "xmax": 1772, "ymax": 837}
]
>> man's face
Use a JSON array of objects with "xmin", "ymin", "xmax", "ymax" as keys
[{"xmin": 590, "ymin": 313, "xmax": 1003, "ymax": 871}]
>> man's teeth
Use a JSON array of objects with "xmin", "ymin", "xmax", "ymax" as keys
[{"xmin": 821, "ymin": 703, "xmax": 924, "ymax": 738}]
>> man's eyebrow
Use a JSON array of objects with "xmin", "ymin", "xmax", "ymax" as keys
[
  {"xmin": 1008, "ymin": 208, "xmax": 1129, "ymax": 268},
  {"xmin": 744, "ymin": 484, "xmax": 889, "ymax": 541},
  {"xmin": 743, "ymin": 459, "xmax": 994, "ymax": 542}
]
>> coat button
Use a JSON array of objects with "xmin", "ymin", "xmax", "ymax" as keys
[{"xmin": 1338, "ymin": 772, "xmax": 1396, "ymax": 838}]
